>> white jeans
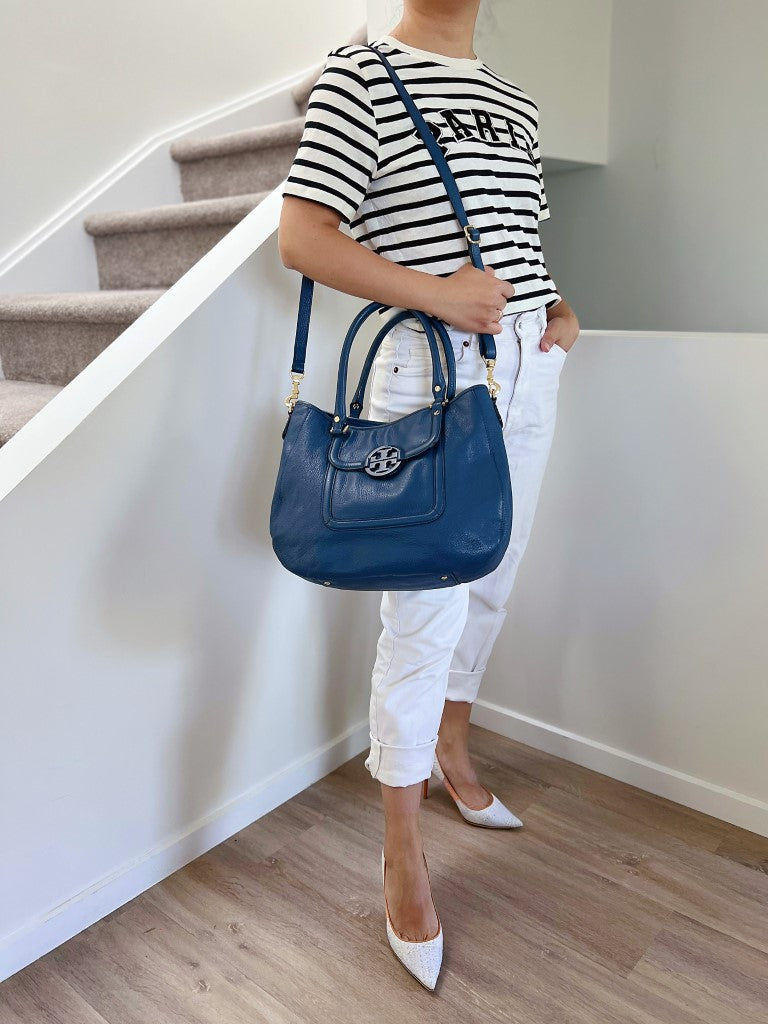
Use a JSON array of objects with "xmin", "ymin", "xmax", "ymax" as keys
[{"xmin": 361, "ymin": 304, "xmax": 568, "ymax": 787}]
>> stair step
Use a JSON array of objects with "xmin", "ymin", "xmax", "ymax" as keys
[
  {"xmin": 0, "ymin": 289, "xmax": 166, "ymax": 323},
  {"xmin": 1, "ymin": 29, "xmax": 370, "ymax": 449},
  {"xmin": 0, "ymin": 289, "xmax": 165, "ymax": 387},
  {"xmin": 83, "ymin": 192, "xmax": 268, "ymax": 289},
  {"xmin": 0, "ymin": 379, "xmax": 64, "ymax": 447},
  {"xmin": 83, "ymin": 193, "xmax": 268, "ymax": 236},
  {"xmin": 170, "ymin": 117, "xmax": 304, "ymax": 201}
]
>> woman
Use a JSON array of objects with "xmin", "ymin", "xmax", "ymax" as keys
[{"xmin": 278, "ymin": 0, "xmax": 580, "ymax": 991}]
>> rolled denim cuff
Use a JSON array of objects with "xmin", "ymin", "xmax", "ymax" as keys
[
  {"xmin": 363, "ymin": 731, "xmax": 437, "ymax": 787},
  {"xmin": 444, "ymin": 668, "xmax": 484, "ymax": 704}
]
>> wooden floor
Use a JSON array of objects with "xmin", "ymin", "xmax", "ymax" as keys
[{"xmin": 2, "ymin": 725, "xmax": 768, "ymax": 1023}]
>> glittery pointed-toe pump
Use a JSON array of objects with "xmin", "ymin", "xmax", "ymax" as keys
[
  {"xmin": 381, "ymin": 846, "xmax": 443, "ymax": 991},
  {"xmin": 424, "ymin": 751, "xmax": 523, "ymax": 828}
]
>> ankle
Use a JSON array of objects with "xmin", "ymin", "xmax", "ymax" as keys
[
  {"xmin": 436, "ymin": 733, "xmax": 468, "ymax": 758},
  {"xmin": 383, "ymin": 831, "xmax": 424, "ymax": 863}
]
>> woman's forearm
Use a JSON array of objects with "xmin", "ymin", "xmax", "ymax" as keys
[
  {"xmin": 546, "ymin": 297, "xmax": 577, "ymax": 325},
  {"xmin": 281, "ymin": 222, "xmax": 445, "ymax": 318}
]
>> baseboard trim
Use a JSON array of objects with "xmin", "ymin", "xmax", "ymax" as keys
[
  {"xmin": 470, "ymin": 699, "xmax": 768, "ymax": 838},
  {"xmin": 5, "ymin": 703, "xmax": 764, "ymax": 982},
  {"xmin": 0, "ymin": 721, "xmax": 369, "ymax": 983}
]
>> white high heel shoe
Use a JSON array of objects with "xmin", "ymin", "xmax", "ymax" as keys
[
  {"xmin": 424, "ymin": 751, "xmax": 524, "ymax": 828},
  {"xmin": 381, "ymin": 846, "xmax": 443, "ymax": 991}
]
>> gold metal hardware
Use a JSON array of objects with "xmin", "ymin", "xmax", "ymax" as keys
[
  {"xmin": 463, "ymin": 223, "xmax": 479, "ymax": 243},
  {"xmin": 440, "ymin": 575, "xmax": 448, "ymax": 580},
  {"xmin": 284, "ymin": 372, "xmax": 304, "ymax": 412},
  {"xmin": 485, "ymin": 357, "xmax": 501, "ymax": 398}
]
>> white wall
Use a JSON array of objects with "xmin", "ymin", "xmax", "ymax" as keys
[
  {"xmin": 1, "ymin": 0, "xmax": 365, "ymax": 259},
  {"xmin": 0, "ymin": 230, "xmax": 384, "ymax": 980},
  {"xmin": 474, "ymin": 327, "xmax": 768, "ymax": 828},
  {"xmin": 471, "ymin": 0, "xmax": 613, "ymax": 168},
  {"xmin": 542, "ymin": 0, "xmax": 768, "ymax": 333}
]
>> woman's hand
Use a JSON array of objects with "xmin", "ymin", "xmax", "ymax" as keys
[
  {"xmin": 430, "ymin": 264, "xmax": 515, "ymax": 334},
  {"xmin": 540, "ymin": 303, "xmax": 580, "ymax": 354}
]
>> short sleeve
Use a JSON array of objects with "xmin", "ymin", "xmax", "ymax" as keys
[
  {"xmin": 531, "ymin": 119, "xmax": 551, "ymax": 223},
  {"xmin": 281, "ymin": 49, "xmax": 379, "ymax": 225}
]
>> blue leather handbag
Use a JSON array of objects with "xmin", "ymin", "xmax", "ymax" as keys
[{"xmin": 269, "ymin": 44, "xmax": 513, "ymax": 590}]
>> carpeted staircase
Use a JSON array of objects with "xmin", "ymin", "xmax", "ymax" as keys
[{"xmin": 0, "ymin": 24, "xmax": 367, "ymax": 448}]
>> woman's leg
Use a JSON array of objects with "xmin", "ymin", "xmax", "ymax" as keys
[
  {"xmin": 381, "ymin": 780, "xmax": 439, "ymax": 941},
  {"xmin": 439, "ymin": 305, "xmax": 568, "ymax": 804},
  {"xmin": 363, "ymin": 323, "xmax": 471, "ymax": 936},
  {"xmin": 371, "ymin": 585, "xmax": 467, "ymax": 938},
  {"xmin": 435, "ymin": 697, "xmax": 486, "ymax": 805},
  {"xmin": 366, "ymin": 582, "xmax": 469, "ymax": 935}
]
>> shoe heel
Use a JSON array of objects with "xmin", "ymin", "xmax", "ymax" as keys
[{"xmin": 422, "ymin": 777, "xmax": 429, "ymax": 799}]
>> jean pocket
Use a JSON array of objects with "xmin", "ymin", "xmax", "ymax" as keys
[
  {"xmin": 408, "ymin": 330, "xmax": 475, "ymax": 371},
  {"xmin": 450, "ymin": 334, "xmax": 478, "ymax": 362},
  {"xmin": 392, "ymin": 348, "xmax": 435, "ymax": 376},
  {"xmin": 390, "ymin": 334, "xmax": 452, "ymax": 375}
]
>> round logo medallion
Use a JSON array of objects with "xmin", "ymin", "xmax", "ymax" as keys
[{"xmin": 364, "ymin": 444, "xmax": 402, "ymax": 477}]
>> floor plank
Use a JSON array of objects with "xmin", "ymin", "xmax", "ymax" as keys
[
  {"xmin": 519, "ymin": 786, "xmax": 768, "ymax": 954},
  {"xmin": 630, "ymin": 914, "xmax": 768, "ymax": 1023},
  {"xmin": 0, "ymin": 962, "xmax": 112, "ymax": 1024},
  {"xmin": 2, "ymin": 726, "xmax": 766, "ymax": 1023},
  {"xmin": 715, "ymin": 826, "xmax": 768, "ymax": 874}
]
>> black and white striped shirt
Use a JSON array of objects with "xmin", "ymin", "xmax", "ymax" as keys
[{"xmin": 282, "ymin": 34, "xmax": 561, "ymax": 326}]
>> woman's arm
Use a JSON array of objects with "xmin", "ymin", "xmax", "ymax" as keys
[
  {"xmin": 279, "ymin": 196, "xmax": 446, "ymax": 321},
  {"xmin": 279, "ymin": 196, "xmax": 515, "ymax": 337}
]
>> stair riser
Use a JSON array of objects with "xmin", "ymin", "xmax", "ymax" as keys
[
  {"xmin": 0, "ymin": 322, "xmax": 127, "ymax": 387},
  {"xmin": 94, "ymin": 225, "xmax": 234, "ymax": 289},
  {"xmin": 178, "ymin": 143, "xmax": 299, "ymax": 202}
]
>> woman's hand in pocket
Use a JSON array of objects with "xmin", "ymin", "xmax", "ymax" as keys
[{"xmin": 540, "ymin": 303, "xmax": 580, "ymax": 354}]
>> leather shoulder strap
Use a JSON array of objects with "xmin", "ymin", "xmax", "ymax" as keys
[
  {"xmin": 289, "ymin": 42, "xmax": 498, "ymax": 377},
  {"xmin": 363, "ymin": 44, "xmax": 485, "ymax": 270}
]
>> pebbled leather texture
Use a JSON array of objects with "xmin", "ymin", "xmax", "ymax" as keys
[
  {"xmin": 328, "ymin": 404, "xmax": 442, "ymax": 469},
  {"xmin": 431, "ymin": 752, "xmax": 523, "ymax": 828},
  {"xmin": 381, "ymin": 847, "xmax": 443, "ymax": 991},
  {"xmin": 269, "ymin": 378, "xmax": 513, "ymax": 589}
]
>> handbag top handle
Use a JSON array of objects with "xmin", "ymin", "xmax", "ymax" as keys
[{"xmin": 287, "ymin": 42, "xmax": 497, "ymax": 387}]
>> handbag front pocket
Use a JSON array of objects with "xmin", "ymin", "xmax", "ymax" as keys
[
  {"xmin": 322, "ymin": 434, "xmax": 445, "ymax": 529},
  {"xmin": 322, "ymin": 402, "xmax": 447, "ymax": 529}
]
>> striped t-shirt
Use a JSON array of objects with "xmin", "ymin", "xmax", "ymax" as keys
[{"xmin": 281, "ymin": 34, "xmax": 561, "ymax": 329}]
